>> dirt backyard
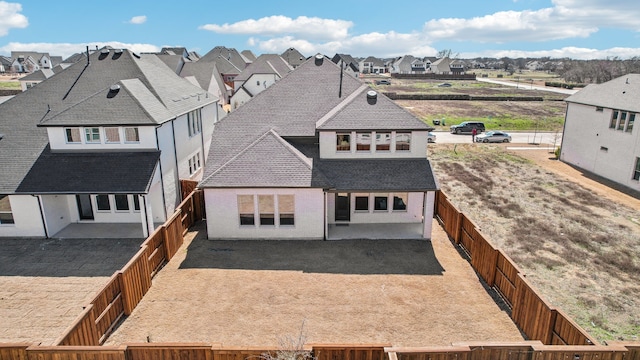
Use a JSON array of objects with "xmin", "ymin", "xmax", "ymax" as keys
[
  {"xmin": 105, "ymin": 219, "xmax": 524, "ymax": 347},
  {"xmin": 429, "ymin": 144, "xmax": 640, "ymax": 342}
]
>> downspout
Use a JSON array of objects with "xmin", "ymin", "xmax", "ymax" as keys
[
  {"xmin": 171, "ymin": 119, "xmax": 181, "ymax": 201},
  {"xmin": 155, "ymin": 126, "xmax": 168, "ymax": 220},
  {"xmin": 33, "ymin": 195, "xmax": 49, "ymax": 238}
]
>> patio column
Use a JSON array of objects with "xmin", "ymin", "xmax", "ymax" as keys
[{"xmin": 422, "ymin": 191, "xmax": 435, "ymax": 239}]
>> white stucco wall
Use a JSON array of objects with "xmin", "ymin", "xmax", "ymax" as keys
[
  {"xmin": 40, "ymin": 194, "xmax": 72, "ymax": 236},
  {"xmin": 156, "ymin": 122, "xmax": 179, "ymax": 216},
  {"xmin": 561, "ymin": 103, "xmax": 640, "ymax": 191},
  {"xmin": 47, "ymin": 126, "xmax": 158, "ymax": 151},
  {"xmin": 319, "ymin": 131, "xmax": 429, "ymax": 159},
  {"xmin": 201, "ymin": 103, "xmax": 218, "ymax": 166},
  {"xmin": 327, "ymin": 192, "xmax": 424, "ymax": 225},
  {"xmin": 230, "ymin": 88, "xmax": 252, "ymax": 110},
  {"xmin": 0, "ymin": 195, "xmax": 45, "ymax": 237},
  {"xmin": 205, "ymin": 188, "xmax": 325, "ymax": 240}
]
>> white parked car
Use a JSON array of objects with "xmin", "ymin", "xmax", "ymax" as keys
[
  {"xmin": 427, "ymin": 132, "xmax": 436, "ymax": 143},
  {"xmin": 475, "ymin": 131, "xmax": 512, "ymax": 143}
]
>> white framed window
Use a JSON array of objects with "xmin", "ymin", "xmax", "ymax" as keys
[
  {"xmin": 634, "ymin": 158, "xmax": 640, "ymax": 181},
  {"xmin": 95, "ymin": 194, "xmax": 110, "ymax": 211},
  {"xmin": 374, "ymin": 194, "xmax": 388, "ymax": 211},
  {"xmin": 617, "ymin": 112, "xmax": 627, "ymax": 131},
  {"xmin": 336, "ymin": 133, "xmax": 351, "ymax": 151},
  {"xmin": 65, "ymin": 128, "xmax": 81, "ymax": 143},
  {"xmin": 114, "ymin": 194, "xmax": 129, "ymax": 211},
  {"xmin": 376, "ymin": 132, "xmax": 391, "ymax": 151},
  {"xmin": 258, "ymin": 195, "xmax": 275, "ymax": 226},
  {"xmin": 356, "ymin": 133, "xmax": 371, "ymax": 151},
  {"xmin": 132, "ymin": 195, "xmax": 141, "ymax": 212},
  {"xmin": 188, "ymin": 109, "xmax": 202, "ymax": 137},
  {"xmin": 238, "ymin": 195, "xmax": 255, "ymax": 225},
  {"xmin": 0, "ymin": 195, "xmax": 15, "ymax": 225},
  {"xmin": 354, "ymin": 193, "xmax": 369, "ymax": 211},
  {"xmin": 105, "ymin": 127, "xmax": 120, "ymax": 143},
  {"xmin": 85, "ymin": 127, "xmax": 101, "ymax": 143},
  {"xmin": 393, "ymin": 193, "xmax": 408, "ymax": 211},
  {"xmin": 396, "ymin": 132, "xmax": 411, "ymax": 151},
  {"xmin": 278, "ymin": 195, "xmax": 295, "ymax": 226},
  {"xmin": 188, "ymin": 152, "xmax": 202, "ymax": 175},
  {"xmin": 609, "ymin": 110, "xmax": 618, "ymax": 129},
  {"xmin": 124, "ymin": 127, "xmax": 140, "ymax": 143},
  {"xmin": 626, "ymin": 113, "xmax": 635, "ymax": 133}
]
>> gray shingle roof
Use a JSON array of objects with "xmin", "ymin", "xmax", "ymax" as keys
[
  {"xmin": 233, "ymin": 54, "xmax": 292, "ymax": 82},
  {"xmin": 15, "ymin": 147, "xmax": 160, "ymax": 194},
  {"xmin": 564, "ymin": 74, "xmax": 640, "ymax": 112},
  {"xmin": 200, "ymin": 46, "xmax": 247, "ymax": 72},
  {"xmin": 0, "ymin": 48, "xmax": 217, "ymax": 193}
]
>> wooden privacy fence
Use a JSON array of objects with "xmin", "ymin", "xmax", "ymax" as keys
[
  {"xmin": 54, "ymin": 189, "xmax": 205, "ymax": 346},
  {"xmin": 434, "ymin": 191, "xmax": 598, "ymax": 346},
  {"xmin": 0, "ymin": 343, "xmax": 388, "ymax": 360}
]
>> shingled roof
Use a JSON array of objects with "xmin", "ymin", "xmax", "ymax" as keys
[
  {"xmin": 564, "ymin": 74, "xmax": 640, "ymax": 113},
  {"xmin": 0, "ymin": 47, "xmax": 217, "ymax": 194}
]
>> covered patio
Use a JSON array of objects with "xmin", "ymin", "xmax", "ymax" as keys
[
  {"xmin": 326, "ymin": 222, "xmax": 425, "ymax": 240},
  {"xmin": 50, "ymin": 222, "xmax": 159, "ymax": 239}
]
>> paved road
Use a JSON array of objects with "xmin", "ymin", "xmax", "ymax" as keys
[
  {"xmin": 432, "ymin": 131, "xmax": 562, "ymax": 146},
  {"xmin": 476, "ymin": 77, "xmax": 579, "ymax": 95}
]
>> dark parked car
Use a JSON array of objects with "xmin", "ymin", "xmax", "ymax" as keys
[{"xmin": 450, "ymin": 121, "xmax": 485, "ymax": 134}]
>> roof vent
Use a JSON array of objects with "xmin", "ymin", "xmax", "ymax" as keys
[
  {"xmin": 314, "ymin": 54, "xmax": 324, "ymax": 66},
  {"xmin": 101, "ymin": 48, "xmax": 110, "ymax": 54},
  {"xmin": 107, "ymin": 84, "xmax": 121, "ymax": 98},
  {"xmin": 114, "ymin": 49, "xmax": 123, "ymax": 54},
  {"xmin": 367, "ymin": 90, "xmax": 378, "ymax": 105},
  {"xmin": 110, "ymin": 84, "xmax": 121, "ymax": 91}
]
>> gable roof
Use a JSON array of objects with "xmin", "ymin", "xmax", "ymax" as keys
[
  {"xmin": 281, "ymin": 48, "xmax": 306, "ymax": 68},
  {"xmin": 564, "ymin": 74, "xmax": 640, "ymax": 112},
  {"xmin": 201, "ymin": 130, "xmax": 327, "ymax": 188},
  {"xmin": 240, "ymin": 50, "xmax": 257, "ymax": 62},
  {"xmin": 233, "ymin": 54, "xmax": 292, "ymax": 82},
  {"xmin": 0, "ymin": 48, "xmax": 217, "ymax": 194},
  {"xmin": 21, "ymin": 68, "xmax": 55, "ymax": 81},
  {"xmin": 200, "ymin": 46, "xmax": 247, "ymax": 71}
]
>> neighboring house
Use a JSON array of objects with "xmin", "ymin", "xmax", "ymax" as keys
[
  {"xmin": 430, "ymin": 57, "xmax": 452, "ymax": 74},
  {"xmin": 389, "ymin": 55, "xmax": 431, "ymax": 74},
  {"xmin": 11, "ymin": 55, "xmax": 39, "ymax": 73},
  {"xmin": 180, "ymin": 56, "xmax": 231, "ymax": 107},
  {"xmin": 199, "ymin": 55, "xmax": 438, "ymax": 240},
  {"xmin": 0, "ymin": 48, "xmax": 220, "ymax": 238},
  {"xmin": 11, "ymin": 51, "xmax": 55, "ymax": 72},
  {"xmin": 19, "ymin": 68, "xmax": 55, "ymax": 91},
  {"xmin": 230, "ymin": 54, "xmax": 293, "ymax": 110},
  {"xmin": 560, "ymin": 74, "xmax": 640, "ymax": 193},
  {"xmin": 281, "ymin": 47, "xmax": 306, "ymax": 68},
  {"xmin": 241, "ymin": 50, "xmax": 257, "ymax": 63},
  {"xmin": 450, "ymin": 59, "xmax": 465, "ymax": 74},
  {"xmin": 331, "ymin": 54, "xmax": 360, "ymax": 78},
  {"xmin": 360, "ymin": 56, "xmax": 386, "ymax": 74},
  {"xmin": 197, "ymin": 46, "xmax": 246, "ymax": 88},
  {"xmin": 0, "ymin": 56, "xmax": 12, "ymax": 73}
]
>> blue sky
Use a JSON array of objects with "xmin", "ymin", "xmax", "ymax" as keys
[{"xmin": 1, "ymin": 0, "xmax": 639, "ymax": 60}]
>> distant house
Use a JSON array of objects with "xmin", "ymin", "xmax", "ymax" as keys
[
  {"xmin": 199, "ymin": 55, "xmax": 438, "ymax": 240},
  {"xmin": 560, "ymin": 74, "xmax": 640, "ymax": 193},
  {"xmin": 19, "ymin": 68, "xmax": 55, "ymax": 91},
  {"xmin": 230, "ymin": 54, "xmax": 293, "ymax": 110},
  {"xmin": 10, "ymin": 51, "xmax": 57, "ymax": 73},
  {"xmin": 360, "ymin": 56, "xmax": 386, "ymax": 74},
  {"xmin": 430, "ymin": 58, "xmax": 451, "ymax": 74},
  {"xmin": 0, "ymin": 56, "xmax": 12, "ymax": 73},
  {"xmin": 389, "ymin": 55, "xmax": 432, "ymax": 74},
  {"xmin": 281, "ymin": 47, "xmax": 306, "ymax": 68},
  {"xmin": 0, "ymin": 48, "xmax": 220, "ymax": 238},
  {"xmin": 331, "ymin": 53, "xmax": 360, "ymax": 78}
]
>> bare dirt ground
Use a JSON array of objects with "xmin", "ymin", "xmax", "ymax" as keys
[
  {"xmin": 429, "ymin": 144, "xmax": 640, "ymax": 342},
  {"xmin": 105, "ymin": 219, "xmax": 524, "ymax": 347}
]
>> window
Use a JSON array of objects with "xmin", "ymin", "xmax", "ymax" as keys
[
  {"xmin": 374, "ymin": 195, "xmax": 388, "ymax": 211},
  {"xmin": 396, "ymin": 132, "xmax": 411, "ymax": 151},
  {"xmin": 354, "ymin": 194, "xmax": 369, "ymax": 211},
  {"xmin": 96, "ymin": 194, "xmax": 110, "ymax": 211},
  {"xmin": 258, "ymin": 195, "xmax": 275, "ymax": 225},
  {"xmin": 376, "ymin": 132, "xmax": 391, "ymax": 151},
  {"xmin": 278, "ymin": 195, "xmax": 295, "ymax": 226},
  {"xmin": 0, "ymin": 195, "xmax": 14, "ymax": 224},
  {"xmin": 626, "ymin": 113, "xmax": 635, "ymax": 133},
  {"xmin": 356, "ymin": 133, "xmax": 371, "ymax": 151},
  {"xmin": 114, "ymin": 194, "xmax": 129, "ymax": 211},
  {"xmin": 393, "ymin": 193, "xmax": 408, "ymax": 211},
  {"xmin": 336, "ymin": 133, "xmax": 351, "ymax": 151},
  {"xmin": 133, "ymin": 195, "xmax": 140, "ymax": 211},
  {"xmin": 85, "ymin": 127, "xmax": 101, "ymax": 143},
  {"xmin": 65, "ymin": 128, "xmax": 81, "ymax": 143},
  {"xmin": 105, "ymin": 127, "xmax": 120, "ymax": 143},
  {"xmin": 238, "ymin": 195, "xmax": 255, "ymax": 225},
  {"xmin": 634, "ymin": 158, "xmax": 640, "ymax": 181},
  {"xmin": 610, "ymin": 111, "xmax": 619, "ymax": 129},
  {"xmin": 188, "ymin": 153, "xmax": 201, "ymax": 175},
  {"xmin": 188, "ymin": 110, "xmax": 202, "ymax": 137},
  {"xmin": 617, "ymin": 112, "xmax": 627, "ymax": 131},
  {"xmin": 124, "ymin": 127, "xmax": 140, "ymax": 143}
]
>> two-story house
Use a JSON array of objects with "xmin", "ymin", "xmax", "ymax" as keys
[
  {"xmin": 560, "ymin": 74, "xmax": 640, "ymax": 193},
  {"xmin": 0, "ymin": 48, "xmax": 219, "ymax": 239},
  {"xmin": 360, "ymin": 56, "xmax": 386, "ymax": 74},
  {"xmin": 199, "ymin": 55, "xmax": 438, "ymax": 240}
]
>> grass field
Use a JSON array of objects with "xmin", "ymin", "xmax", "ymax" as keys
[
  {"xmin": 0, "ymin": 81, "xmax": 20, "ymax": 90},
  {"xmin": 430, "ymin": 144, "xmax": 640, "ymax": 342}
]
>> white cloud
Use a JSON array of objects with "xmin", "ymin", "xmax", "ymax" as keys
[
  {"xmin": 129, "ymin": 15, "xmax": 147, "ymax": 25},
  {"xmin": 0, "ymin": 1, "xmax": 28, "ymax": 37},
  {"xmin": 0, "ymin": 41, "xmax": 160, "ymax": 59},
  {"xmin": 200, "ymin": 15, "xmax": 352, "ymax": 41},
  {"xmin": 461, "ymin": 46, "xmax": 640, "ymax": 60}
]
